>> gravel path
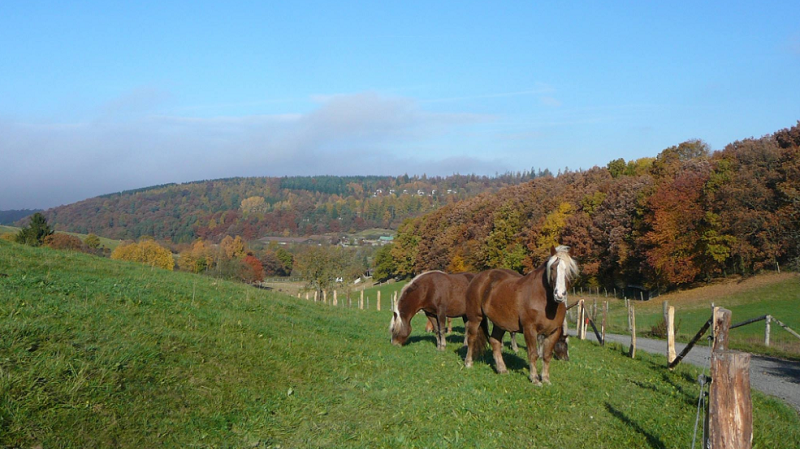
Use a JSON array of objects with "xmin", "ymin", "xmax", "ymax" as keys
[{"xmin": 574, "ymin": 331, "xmax": 800, "ymax": 413}]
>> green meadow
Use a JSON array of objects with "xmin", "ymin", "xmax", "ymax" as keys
[
  {"xmin": 1, "ymin": 240, "xmax": 798, "ymax": 448},
  {"xmin": 586, "ymin": 274, "xmax": 800, "ymax": 361}
]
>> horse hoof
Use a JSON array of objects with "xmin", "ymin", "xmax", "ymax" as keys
[
  {"xmin": 531, "ymin": 378, "xmax": 543, "ymax": 386},
  {"xmin": 497, "ymin": 368, "xmax": 508, "ymax": 375},
  {"xmin": 542, "ymin": 378, "xmax": 551, "ymax": 385},
  {"xmin": 465, "ymin": 361, "xmax": 473, "ymax": 368}
]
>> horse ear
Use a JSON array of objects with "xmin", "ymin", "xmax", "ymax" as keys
[{"xmin": 550, "ymin": 246, "xmax": 556, "ymax": 256}]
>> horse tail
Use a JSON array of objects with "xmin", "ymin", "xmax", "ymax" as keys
[{"xmin": 472, "ymin": 316, "xmax": 490, "ymax": 355}]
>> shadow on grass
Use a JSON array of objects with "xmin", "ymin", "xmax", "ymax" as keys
[
  {"xmin": 605, "ymin": 403, "xmax": 667, "ymax": 449},
  {"xmin": 406, "ymin": 335, "xmax": 437, "ymax": 347}
]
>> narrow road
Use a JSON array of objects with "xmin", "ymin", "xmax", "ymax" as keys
[{"xmin": 574, "ymin": 331, "xmax": 800, "ymax": 413}]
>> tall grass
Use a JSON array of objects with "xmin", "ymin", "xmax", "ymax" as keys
[{"xmin": 1, "ymin": 240, "xmax": 798, "ymax": 448}]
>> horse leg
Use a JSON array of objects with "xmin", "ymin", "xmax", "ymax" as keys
[
  {"xmin": 489, "ymin": 326, "xmax": 508, "ymax": 374},
  {"xmin": 447, "ymin": 317, "xmax": 453, "ymax": 334},
  {"xmin": 461, "ymin": 317, "xmax": 468, "ymax": 347},
  {"xmin": 522, "ymin": 327, "xmax": 542, "ymax": 386},
  {"xmin": 509, "ymin": 332, "xmax": 519, "ymax": 352},
  {"xmin": 464, "ymin": 319, "xmax": 480, "ymax": 368},
  {"xmin": 436, "ymin": 313, "xmax": 447, "ymax": 351},
  {"xmin": 540, "ymin": 331, "xmax": 561, "ymax": 385}
]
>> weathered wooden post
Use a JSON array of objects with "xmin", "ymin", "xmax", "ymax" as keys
[
  {"xmin": 626, "ymin": 299, "xmax": 631, "ymax": 332},
  {"xmin": 708, "ymin": 308, "xmax": 752, "ymax": 449},
  {"xmin": 377, "ymin": 291, "xmax": 381, "ymax": 311},
  {"xmin": 602, "ymin": 301, "xmax": 608, "ymax": 344},
  {"xmin": 314, "ymin": 290, "xmax": 318, "ymax": 302},
  {"xmin": 333, "ymin": 290, "xmax": 338, "ymax": 306},
  {"xmin": 629, "ymin": 304, "xmax": 636, "ymax": 358},
  {"xmin": 667, "ymin": 306, "xmax": 676, "ymax": 365},
  {"xmin": 592, "ymin": 298, "xmax": 597, "ymax": 320},
  {"xmin": 712, "ymin": 308, "xmax": 731, "ymax": 351},
  {"xmin": 359, "ymin": 290, "xmax": 364, "ymax": 310},
  {"xmin": 663, "ymin": 300, "xmax": 669, "ymax": 323},
  {"xmin": 578, "ymin": 299, "xmax": 586, "ymax": 340},
  {"xmin": 323, "ymin": 290, "xmax": 327, "ymax": 304},
  {"xmin": 764, "ymin": 315, "xmax": 771, "ymax": 347},
  {"xmin": 305, "ymin": 292, "xmax": 309, "ymax": 301}
]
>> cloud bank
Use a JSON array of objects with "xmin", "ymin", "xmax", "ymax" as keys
[{"xmin": 1, "ymin": 92, "xmax": 508, "ymax": 209}]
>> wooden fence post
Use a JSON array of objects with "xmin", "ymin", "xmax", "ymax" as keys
[
  {"xmin": 602, "ymin": 301, "xmax": 607, "ymax": 344},
  {"xmin": 629, "ymin": 304, "xmax": 636, "ymax": 358},
  {"xmin": 333, "ymin": 290, "xmax": 338, "ymax": 306},
  {"xmin": 578, "ymin": 299, "xmax": 586, "ymax": 340},
  {"xmin": 314, "ymin": 290, "xmax": 318, "ymax": 303},
  {"xmin": 712, "ymin": 307, "xmax": 730, "ymax": 353},
  {"xmin": 765, "ymin": 315, "xmax": 771, "ymax": 347},
  {"xmin": 377, "ymin": 291, "xmax": 381, "ymax": 311},
  {"xmin": 626, "ymin": 299, "xmax": 631, "ymax": 332},
  {"xmin": 667, "ymin": 306, "xmax": 676, "ymax": 365},
  {"xmin": 708, "ymin": 307, "xmax": 752, "ymax": 449},
  {"xmin": 323, "ymin": 290, "xmax": 327, "ymax": 304},
  {"xmin": 359, "ymin": 290, "xmax": 364, "ymax": 309}
]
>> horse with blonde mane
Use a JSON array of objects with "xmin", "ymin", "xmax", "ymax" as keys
[
  {"xmin": 464, "ymin": 246, "xmax": 578, "ymax": 385},
  {"xmin": 390, "ymin": 271, "xmax": 474, "ymax": 350}
]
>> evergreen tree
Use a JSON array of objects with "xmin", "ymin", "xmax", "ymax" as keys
[{"xmin": 16, "ymin": 213, "xmax": 54, "ymax": 246}]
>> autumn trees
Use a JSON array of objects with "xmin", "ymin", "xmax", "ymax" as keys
[
  {"xmin": 43, "ymin": 173, "xmax": 539, "ymax": 243},
  {"xmin": 392, "ymin": 123, "xmax": 800, "ymax": 292},
  {"xmin": 111, "ymin": 239, "xmax": 175, "ymax": 271}
]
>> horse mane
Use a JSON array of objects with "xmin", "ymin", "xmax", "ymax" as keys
[{"xmin": 545, "ymin": 245, "xmax": 579, "ymax": 284}]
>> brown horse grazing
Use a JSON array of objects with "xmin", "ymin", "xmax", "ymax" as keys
[
  {"xmin": 465, "ymin": 246, "xmax": 579, "ymax": 385},
  {"xmin": 390, "ymin": 271, "xmax": 475, "ymax": 350}
]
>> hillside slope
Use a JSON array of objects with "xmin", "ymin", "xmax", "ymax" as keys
[{"xmin": 1, "ymin": 241, "xmax": 798, "ymax": 447}]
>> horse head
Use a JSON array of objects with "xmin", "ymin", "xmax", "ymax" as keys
[
  {"xmin": 546, "ymin": 245, "xmax": 579, "ymax": 303},
  {"xmin": 389, "ymin": 296, "xmax": 411, "ymax": 346}
]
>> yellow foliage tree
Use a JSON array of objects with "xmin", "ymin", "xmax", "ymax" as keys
[
  {"xmin": 220, "ymin": 235, "xmax": 246, "ymax": 259},
  {"xmin": 240, "ymin": 196, "xmax": 267, "ymax": 214},
  {"xmin": 178, "ymin": 239, "xmax": 215, "ymax": 273},
  {"xmin": 532, "ymin": 202, "xmax": 574, "ymax": 263},
  {"xmin": 111, "ymin": 240, "xmax": 174, "ymax": 270}
]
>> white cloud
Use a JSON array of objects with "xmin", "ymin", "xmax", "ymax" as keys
[{"xmin": 0, "ymin": 91, "xmax": 505, "ymax": 209}]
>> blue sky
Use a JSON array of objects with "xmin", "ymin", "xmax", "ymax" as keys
[{"xmin": 1, "ymin": 1, "xmax": 799, "ymax": 210}]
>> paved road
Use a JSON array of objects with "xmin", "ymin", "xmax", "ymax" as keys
[{"xmin": 574, "ymin": 331, "xmax": 800, "ymax": 413}]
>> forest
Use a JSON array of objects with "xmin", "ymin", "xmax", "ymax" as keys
[
  {"xmin": 39, "ymin": 172, "xmax": 547, "ymax": 243},
  {"xmin": 386, "ymin": 122, "xmax": 800, "ymax": 292}
]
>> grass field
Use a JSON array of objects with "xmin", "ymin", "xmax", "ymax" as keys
[
  {"xmin": 575, "ymin": 274, "xmax": 800, "ymax": 361},
  {"xmin": 1, "ymin": 240, "xmax": 798, "ymax": 448}
]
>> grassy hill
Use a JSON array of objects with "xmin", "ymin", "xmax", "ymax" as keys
[
  {"xmin": 576, "ymin": 273, "xmax": 800, "ymax": 361},
  {"xmin": 1, "ymin": 241, "xmax": 798, "ymax": 448}
]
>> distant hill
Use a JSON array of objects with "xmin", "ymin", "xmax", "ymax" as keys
[
  {"xmin": 0, "ymin": 209, "xmax": 41, "ymax": 225},
  {"xmin": 42, "ymin": 172, "xmax": 548, "ymax": 243}
]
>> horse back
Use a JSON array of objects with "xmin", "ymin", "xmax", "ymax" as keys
[{"xmin": 402, "ymin": 271, "xmax": 471, "ymax": 317}]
